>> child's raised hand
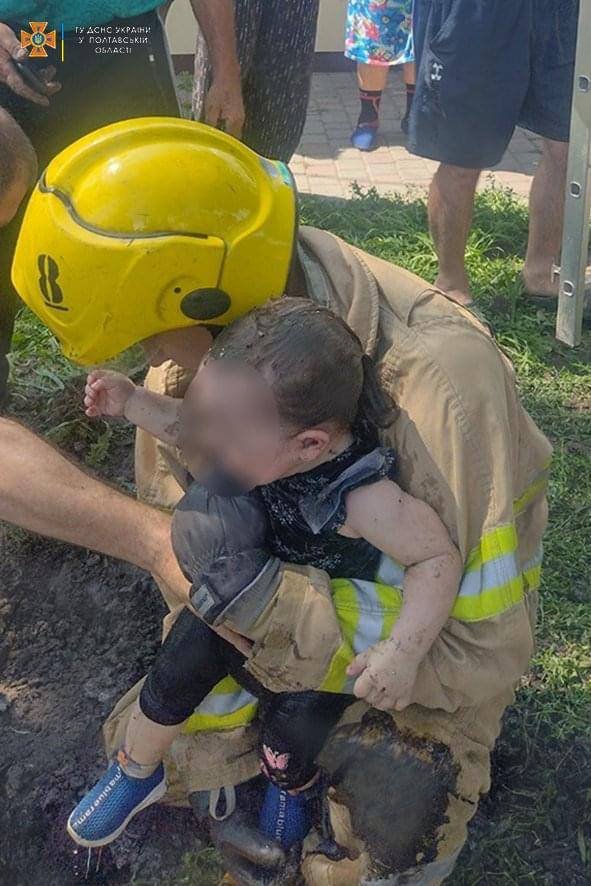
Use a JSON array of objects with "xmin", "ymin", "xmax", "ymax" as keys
[
  {"xmin": 84, "ymin": 370, "xmax": 136, "ymax": 418},
  {"xmin": 346, "ymin": 639, "xmax": 421, "ymax": 712}
]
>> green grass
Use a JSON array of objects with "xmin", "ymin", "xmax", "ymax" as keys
[
  {"xmin": 9, "ymin": 185, "xmax": 591, "ymax": 884},
  {"xmin": 130, "ymin": 848, "xmax": 224, "ymax": 885},
  {"xmin": 300, "ymin": 187, "xmax": 591, "ymax": 883},
  {"xmin": 9, "ymin": 320, "xmax": 146, "ymax": 477}
]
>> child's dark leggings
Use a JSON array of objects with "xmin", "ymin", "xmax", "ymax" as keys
[{"xmin": 140, "ymin": 608, "xmax": 353, "ymax": 791}]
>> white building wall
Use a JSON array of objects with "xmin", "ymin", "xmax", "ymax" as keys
[{"xmin": 165, "ymin": 0, "xmax": 348, "ymax": 55}]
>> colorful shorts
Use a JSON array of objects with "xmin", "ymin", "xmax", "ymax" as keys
[{"xmin": 345, "ymin": 0, "xmax": 414, "ymax": 66}]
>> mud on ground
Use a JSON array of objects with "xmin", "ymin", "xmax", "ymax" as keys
[
  {"xmin": 0, "ymin": 383, "xmax": 207, "ymax": 885},
  {"xmin": 0, "ymin": 530, "xmax": 209, "ymax": 885},
  {"xmin": 1, "ymin": 382, "xmax": 590, "ymax": 886}
]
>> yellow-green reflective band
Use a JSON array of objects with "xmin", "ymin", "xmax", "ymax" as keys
[
  {"xmin": 318, "ymin": 641, "xmax": 355, "ymax": 693},
  {"xmin": 452, "ymin": 537, "xmax": 544, "ymax": 621},
  {"xmin": 450, "ymin": 465, "xmax": 549, "ymax": 621},
  {"xmin": 523, "ymin": 546, "xmax": 544, "ymax": 592},
  {"xmin": 183, "ymin": 675, "xmax": 258, "ymax": 734},
  {"xmin": 464, "ymin": 523, "xmax": 518, "ymax": 573},
  {"xmin": 514, "ymin": 463, "xmax": 551, "ymax": 516},
  {"xmin": 320, "ymin": 579, "xmax": 403, "ymax": 693},
  {"xmin": 319, "ymin": 578, "xmax": 360, "ymax": 692},
  {"xmin": 331, "ymin": 578, "xmax": 361, "ymax": 647},
  {"xmin": 451, "ymin": 575, "xmax": 524, "ymax": 621},
  {"xmin": 375, "ymin": 581, "xmax": 403, "ymax": 639},
  {"xmin": 524, "ymin": 565, "xmax": 542, "ymax": 592}
]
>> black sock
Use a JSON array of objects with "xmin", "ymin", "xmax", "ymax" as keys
[
  {"xmin": 357, "ymin": 89, "xmax": 382, "ymax": 126},
  {"xmin": 405, "ymin": 83, "xmax": 415, "ymax": 118},
  {"xmin": 401, "ymin": 83, "xmax": 415, "ymax": 132}
]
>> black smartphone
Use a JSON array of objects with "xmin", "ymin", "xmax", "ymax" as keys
[{"xmin": 12, "ymin": 59, "xmax": 49, "ymax": 96}]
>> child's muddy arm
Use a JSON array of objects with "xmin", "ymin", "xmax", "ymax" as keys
[
  {"xmin": 343, "ymin": 479, "xmax": 462, "ymax": 710},
  {"xmin": 124, "ymin": 386, "xmax": 182, "ymax": 446},
  {"xmin": 347, "ymin": 478, "xmax": 462, "ymax": 656}
]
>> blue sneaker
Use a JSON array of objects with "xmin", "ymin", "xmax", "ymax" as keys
[
  {"xmin": 351, "ymin": 123, "xmax": 379, "ymax": 152},
  {"xmin": 67, "ymin": 759, "xmax": 166, "ymax": 847},
  {"xmin": 259, "ymin": 781, "xmax": 313, "ymax": 849}
]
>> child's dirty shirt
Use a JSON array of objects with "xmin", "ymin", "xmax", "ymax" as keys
[{"xmin": 259, "ymin": 430, "xmax": 397, "ymax": 581}]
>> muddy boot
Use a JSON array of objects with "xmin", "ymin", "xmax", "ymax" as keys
[
  {"xmin": 190, "ymin": 781, "xmax": 283, "ymax": 869},
  {"xmin": 209, "ymin": 805, "xmax": 286, "ymax": 869},
  {"xmin": 190, "ymin": 782, "xmax": 299, "ymax": 885},
  {"xmin": 211, "ymin": 807, "xmax": 302, "ymax": 885}
]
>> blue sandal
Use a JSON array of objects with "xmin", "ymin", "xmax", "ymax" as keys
[{"xmin": 351, "ymin": 122, "xmax": 379, "ymax": 152}]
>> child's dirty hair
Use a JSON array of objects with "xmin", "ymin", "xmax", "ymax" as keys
[{"xmin": 209, "ymin": 298, "xmax": 395, "ymax": 434}]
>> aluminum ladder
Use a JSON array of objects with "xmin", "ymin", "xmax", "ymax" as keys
[{"xmin": 556, "ymin": 0, "xmax": 591, "ymax": 346}]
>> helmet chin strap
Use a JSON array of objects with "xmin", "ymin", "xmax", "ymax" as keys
[{"xmin": 284, "ymin": 249, "xmax": 310, "ymax": 301}]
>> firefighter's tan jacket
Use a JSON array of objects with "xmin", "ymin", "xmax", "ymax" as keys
[{"xmin": 105, "ymin": 227, "xmax": 551, "ymax": 880}]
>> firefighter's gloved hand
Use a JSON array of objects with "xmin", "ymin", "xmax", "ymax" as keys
[{"xmin": 171, "ymin": 481, "xmax": 281, "ymax": 631}]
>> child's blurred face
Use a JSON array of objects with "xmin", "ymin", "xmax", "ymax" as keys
[{"xmin": 179, "ymin": 360, "xmax": 331, "ymax": 488}]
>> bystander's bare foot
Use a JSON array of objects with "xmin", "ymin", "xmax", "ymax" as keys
[
  {"xmin": 521, "ymin": 267, "xmax": 591, "ymax": 322},
  {"xmin": 521, "ymin": 267, "xmax": 559, "ymax": 299},
  {"xmin": 434, "ymin": 276, "xmax": 473, "ymax": 306}
]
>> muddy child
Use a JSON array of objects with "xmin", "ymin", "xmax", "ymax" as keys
[{"xmin": 68, "ymin": 299, "xmax": 462, "ymax": 853}]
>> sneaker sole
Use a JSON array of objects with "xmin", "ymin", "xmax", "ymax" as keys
[{"xmin": 66, "ymin": 778, "xmax": 167, "ymax": 848}]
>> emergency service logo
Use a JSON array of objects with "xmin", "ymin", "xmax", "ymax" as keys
[{"xmin": 20, "ymin": 22, "xmax": 57, "ymax": 58}]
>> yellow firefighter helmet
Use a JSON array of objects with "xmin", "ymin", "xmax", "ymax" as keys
[{"xmin": 11, "ymin": 117, "xmax": 297, "ymax": 365}]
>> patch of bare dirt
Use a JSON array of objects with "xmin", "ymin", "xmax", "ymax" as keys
[{"xmin": 0, "ymin": 531, "xmax": 208, "ymax": 885}]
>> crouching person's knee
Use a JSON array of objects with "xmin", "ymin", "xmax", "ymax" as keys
[{"xmin": 303, "ymin": 710, "xmax": 470, "ymax": 885}]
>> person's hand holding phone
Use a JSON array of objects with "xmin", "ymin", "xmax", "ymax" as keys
[{"xmin": 0, "ymin": 23, "xmax": 61, "ymax": 105}]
